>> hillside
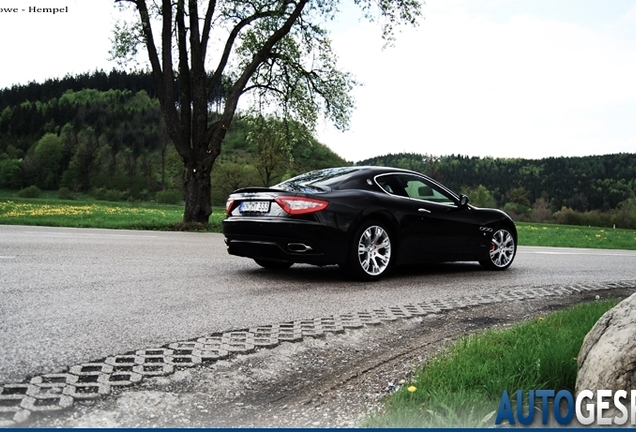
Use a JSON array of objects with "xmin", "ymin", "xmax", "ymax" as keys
[{"xmin": 0, "ymin": 71, "xmax": 347, "ymax": 205}]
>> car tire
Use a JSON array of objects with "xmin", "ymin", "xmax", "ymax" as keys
[
  {"xmin": 346, "ymin": 220, "xmax": 393, "ymax": 281},
  {"xmin": 253, "ymin": 258, "xmax": 293, "ymax": 270},
  {"xmin": 479, "ymin": 226, "xmax": 516, "ymax": 270}
]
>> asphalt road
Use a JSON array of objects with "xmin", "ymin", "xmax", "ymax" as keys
[{"xmin": 1, "ymin": 224, "xmax": 635, "ymax": 385}]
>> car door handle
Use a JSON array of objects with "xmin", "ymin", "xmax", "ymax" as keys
[{"xmin": 418, "ymin": 208, "xmax": 431, "ymax": 214}]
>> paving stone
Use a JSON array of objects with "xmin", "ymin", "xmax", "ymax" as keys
[
  {"xmin": 221, "ymin": 331, "xmax": 257, "ymax": 353},
  {"xmin": 316, "ymin": 317, "xmax": 346, "ymax": 334},
  {"xmin": 63, "ymin": 382, "xmax": 111, "ymax": 400},
  {"xmin": 19, "ymin": 394, "xmax": 73, "ymax": 412}
]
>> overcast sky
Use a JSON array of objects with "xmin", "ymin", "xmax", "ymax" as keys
[{"xmin": 1, "ymin": 0, "xmax": 635, "ymax": 162}]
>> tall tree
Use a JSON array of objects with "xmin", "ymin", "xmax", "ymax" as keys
[
  {"xmin": 247, "ymin": 115, "xmax": 308, "ymax": 187},
  {"xmin": 111, "ymin": 0, "xmax": 421, "ymax": 223}
]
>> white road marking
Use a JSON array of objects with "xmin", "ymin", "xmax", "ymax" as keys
[
  {"xmin": 531, "ymin": 251, "xmax": 636, "ymax": 257},
  {"xmin": 23, "ymin": 231, "xmax": 158, "ymax": 239}
]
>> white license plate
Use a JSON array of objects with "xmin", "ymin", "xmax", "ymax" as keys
[{"xmin": 239, "ymin": 201, "xmax": 270, "ymax": 213}]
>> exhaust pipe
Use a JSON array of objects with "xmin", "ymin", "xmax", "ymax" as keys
[{"xmin": 287, "ymin": 243, "xmax": 313, "ymax": 253}]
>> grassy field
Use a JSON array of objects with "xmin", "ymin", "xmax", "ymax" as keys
[
  {"xmin": 0, "ymin": 198, "xmax": 226, "ymax": 231},
  {"xmin": 365, "ymin": 299, "xmax": 620, "ymax": 427},
  {"xmin": 516, "ymin": 223, "xmax": 636, "ymax": 250},
  {"xmin": 1, "ymin": 197, "xmax": 635, "ymax": 250}
]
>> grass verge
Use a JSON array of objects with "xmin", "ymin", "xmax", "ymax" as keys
[
  {"xmin": 0, "ymin": 199, "xmax": 225, "ymax": 231},
  {"xmin": 516, "ymin": 222, "xmax": 636, "ymax": 250},
  {"xmin": 364, "ymin": 299, "xmax": 619, "ymax": 428}
]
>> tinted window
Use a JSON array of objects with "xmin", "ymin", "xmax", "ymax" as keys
[{"xmin": 376, "ymin": 173, "xmax": 456, "ymax": 204}]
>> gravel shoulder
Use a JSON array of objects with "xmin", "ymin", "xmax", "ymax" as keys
[{"xmin": 26, "ymin": 287, "xmax": 634, "ymax": 428}]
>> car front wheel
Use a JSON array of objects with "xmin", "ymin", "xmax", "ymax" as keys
[
  {"xmin": 346, "ymin": 220, "xmax": 393, "ymax": 281},
  {"xmin": 479, "ymin": 227, "xmax": 516, "ymax": 270}
]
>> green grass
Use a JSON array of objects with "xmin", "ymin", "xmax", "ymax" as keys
[
  {"xmin": 365, "ymin": 299, "xmax": 619, "ymax": 428},
  {"xmin": 0, "ymin": 198, "xmax": 225, "ymax": 231},
  {"xmin": 517, "ymin": 222, "xmax": 636, "ymax": 250}
]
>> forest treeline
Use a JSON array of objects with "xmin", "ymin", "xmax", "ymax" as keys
[
  {"xmin": 1, "ymin": 72, "xmax": 635, "ymax": 228},
  {"xmin": 358, "ymin": 153, "xmax": 636, "ymax": 229},
  {"xmin": 0, "ymin": 71, "xmax": 347, "ymax": 206}
]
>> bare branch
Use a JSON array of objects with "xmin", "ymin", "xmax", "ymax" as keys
[{"xmin": 206, "ymin": 7, "xmax": 281, "ymax": 96}]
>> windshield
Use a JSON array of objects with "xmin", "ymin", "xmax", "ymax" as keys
[{"xmin": 272, "ymin": 167, "xmax": 359, "ymax": 193}]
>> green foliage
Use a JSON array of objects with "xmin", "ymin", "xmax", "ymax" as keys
[
  {"xmin": 57, "ymin": 187, "xmax": 73, "ymax": 200},
  {"xmin": 246, "ymin": 116, "xmax": 296, "ymax": 186},
  {"xmin": 0, "ymin": 158, "xmax": 23, "ymax": 188},
  {"xmin": 156, "ymin": 189, "xmax": 183, "ymax": 205},
  {"xmin": 508, "ymin": 186, "xmax": 531, "ymax": 207},
  {"xmin": 503, "ymin": 202, "xmax": 531, "ymax": 220},
  {"xmin": 91, "ymin": 188, "xmax": 108, "ymax": 201},
  {"xmin": 17, "ymin": 185, "xmax": 41, "ymax": 198},
  {"xmin": 615, "ymin": 198, "xmax": 636, "ymax": 229},
  {"xmin": 366, "ymin": 300, "xmax": 619, "ymax": 427},
  {"xmin": 104, "ymin": 190, "xmax": 125, "ymax": 202},
  {"xmin": 462, "ymin": 185, "xmax": 496, "ymax": 208},
  {"xmin": 32, "ymin": 133, "xmax": 64, "ymax": 189},
  {"xmin": 0, "ymin": 75, "xmax": 347, "ymax": 209},
  {"xmin": 238, "ymin": 19, "xmax": 356, "ymax": 132},
  {"xmin": 211, "ymin": 116, "xmax": 348, "ymax": 204}
]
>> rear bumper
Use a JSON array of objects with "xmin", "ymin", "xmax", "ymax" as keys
[{"xmin": 222, "ymin": 217, "xmax": 348, "ymax": 265}]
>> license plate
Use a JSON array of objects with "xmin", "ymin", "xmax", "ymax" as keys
[{"xmin": 239, "ymin": 201, "xmax": 270, "ymax": 213}]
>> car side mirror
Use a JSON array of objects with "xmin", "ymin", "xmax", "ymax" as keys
[{"xmin": 458, "ymin": 194, "xmax": 469, "ymax": 208}]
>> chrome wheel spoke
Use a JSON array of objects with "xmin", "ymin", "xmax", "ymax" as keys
[
  {"xmin": 489, "ymin": 229, "xmax": 515, "ymax": 268},
  {"xmin": 357, "ymin": 225, "xmax": 391, "ymax": 276}
]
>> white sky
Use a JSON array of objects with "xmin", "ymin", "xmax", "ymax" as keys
[{"xmin": 1, "ymin": 0, "xmax": 635, "ymax": 162}]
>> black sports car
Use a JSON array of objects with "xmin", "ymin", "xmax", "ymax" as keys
[{"xmin": 223, "ymin": 166, "xmax": 517, "ymax": 280}]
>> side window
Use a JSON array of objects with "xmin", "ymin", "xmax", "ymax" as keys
[
  {"xmin": 376, "ymin": 175, "xmax": 408, "ymax": 197},
  {"xmin": 376, "ymin": 173, "xmax": 455, "ymax": 204},
  {"xmin": 402, "ymin": 175, "xmax": 455, "ymax": 204}
]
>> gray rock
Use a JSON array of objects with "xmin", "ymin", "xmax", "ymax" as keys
[{"xmin": 576, "ymin": 293, "xmax": 636, "ymax": 416}]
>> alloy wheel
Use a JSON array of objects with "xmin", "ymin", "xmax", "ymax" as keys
[
  {"xmin": 357, "ymin": 225, "xmax": 392, "ymax": 276},
  {"xmin": 489, "ymin": 228, "xmax": 516, "ymax": 268}
]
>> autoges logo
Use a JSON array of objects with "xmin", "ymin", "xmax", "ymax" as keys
[{"xmin": 495, "ymin": 389, "xmax": 636, "ymax": 426}]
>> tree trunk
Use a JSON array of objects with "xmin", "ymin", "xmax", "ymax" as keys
[{"xmin": 182, "ymin": 161, "xmax": 213, "ymax": 223}]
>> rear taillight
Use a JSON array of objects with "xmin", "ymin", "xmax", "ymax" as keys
[
  {"xmin": 225, "ymin": 198, "xmax": 235, "ymax": 215},
  {"xmin": 275, "ymin": 196, "xmax": 328, "ymax": 215}
]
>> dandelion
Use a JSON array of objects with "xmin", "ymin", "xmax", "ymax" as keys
[
  {"xmin": 407, "ymin": 386, "xmax": 417, "ymax": 393},
  {"xmin": 538, "ymin": 317, "xmax": 544, "ymax": 322}
]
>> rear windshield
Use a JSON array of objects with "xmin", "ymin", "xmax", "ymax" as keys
[{"xmin": 272, "ymin": 167, "xmax": 359, "ymax": 193}]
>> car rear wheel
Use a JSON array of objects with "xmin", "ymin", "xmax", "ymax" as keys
[
  {"xmin": 346, "ymin": 220, "xmax": 393, "ymax": 281},
  {"xmin": 253, "ymin": 258, "xmax": 293, "ymax": 270},
  {"xmin": 479, "ymin": 227, "xmax": 516, "ymax": 270}
]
